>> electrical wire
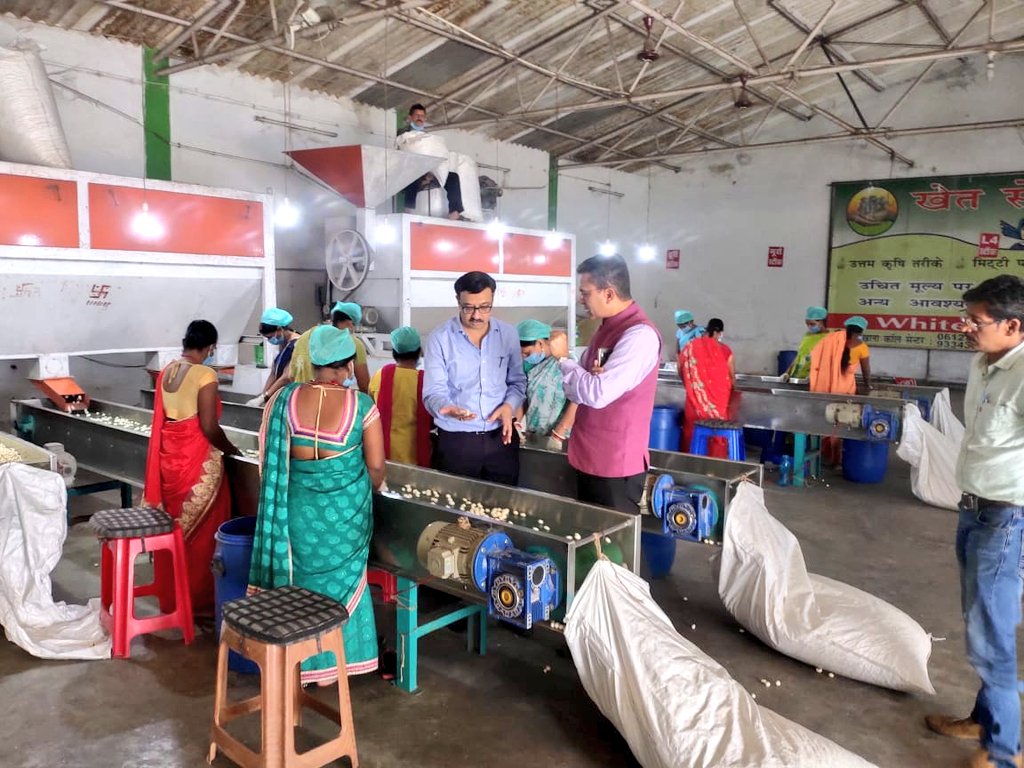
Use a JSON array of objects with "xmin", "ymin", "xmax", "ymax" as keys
[{"xmin": 80, "ymin": 357, "xmax": 148, "ymax": 368}]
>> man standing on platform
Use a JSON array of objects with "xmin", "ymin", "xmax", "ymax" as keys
[
  {"xmin": 423, "ymin": 271, "xmax": 526, "ymax": 485},
  {"xmin": 926, "ymin": 274, "xmax": 1024, "ymax": 768},
  {"xmin": 559, "ymin": 254, "xmax": 661, "ymax": 513}
]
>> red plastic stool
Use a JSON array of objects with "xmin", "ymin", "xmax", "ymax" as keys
[
  {"xmin": 92, "ymin": 506, "xmax": 195, "ymax": 658},
  {"xmin": 367, "ymin": 568, "xmax": 398, "ymax": 604}
]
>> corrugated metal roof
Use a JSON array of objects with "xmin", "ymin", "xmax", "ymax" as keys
[{"xmin": 1, "ymin": 0, "xmax": 1022, "ymax": 170}]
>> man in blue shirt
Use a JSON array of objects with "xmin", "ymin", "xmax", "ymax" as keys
[{"xmin": 423, "ymin": 271, "xmax": 527, "ymax": 484}]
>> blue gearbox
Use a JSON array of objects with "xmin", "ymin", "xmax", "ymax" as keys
[
  {"xmin": 485, "ymin": 549, "xmax": 560, "ymax": 630},
  {"xmin": 861, "ymin": 404, "xmax": 900, "ymax": 441},
  {"xmin": 901, "ymin": 393, "xmax": 931, "ymax": 422},
  {"xmin": 650, "ymin": 474, "xmax": 720, "ymax": 542}
]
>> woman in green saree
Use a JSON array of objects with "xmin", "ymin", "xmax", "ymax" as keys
[{"xmin": 249, "ymin": 325, "xmax": 386, "ymax": 684}]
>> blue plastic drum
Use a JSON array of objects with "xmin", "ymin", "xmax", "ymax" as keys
[
  {"xmin": 842, "ymin": 439, "xmax": 890, "ymax": 484},
  {"xmin": 777, "ymin": 349, "xmax": 798, "ymax": 376},
  {"xmin": 641, "ymin": 531, "xmax": 677, "ymax": 579},
  {"xmin": 649, "ymin": 405, "xmax": 683, "ymax": 452},
  {"xmin": 213, "ymin": 516, "xmax": 259, "ymax": 674}
]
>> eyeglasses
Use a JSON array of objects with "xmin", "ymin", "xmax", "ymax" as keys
[
  {"xmin": 460, "ymin": 304, "xmax": 493, "ymax": 316},
  {"xmin": 959, "ymin": 316, "xmax": 1003, "ymax": 332}
]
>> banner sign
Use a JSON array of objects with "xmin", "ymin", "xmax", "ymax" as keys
[{"xmin": 827, "ymin": 172, "xmax": 1024, "ymax": 350}]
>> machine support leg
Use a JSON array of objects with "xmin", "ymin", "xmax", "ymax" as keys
[
  {"xmin": 396, "ymin": 576, "xmax": 418, "ymax": 694},
  {"xmin": 792, "ymin": 433, "xmax": 822, "ymax": 487},
  {"xmin": 793, "ymin": 433, "xmax": 807, "ymax": 487},
  {"xmin": 394, "ymin": 577, "xmax": 489, "ymax": 694}
]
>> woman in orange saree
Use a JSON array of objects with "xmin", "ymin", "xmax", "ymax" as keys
[
  {"xmin": 810, "ymin": 316, "xmax": 872, "ymax": 464},
  {"xmin": 678, "ymin": 318, "xmax": 735, "ymax": 456},
  {"xmin": 143, "ymin": 320, "xmax": 240, "ymax": 616}
]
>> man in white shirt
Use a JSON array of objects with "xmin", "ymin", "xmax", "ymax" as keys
[{"xmin": 396, "ymin": 103, "xmax": 464, "ymax": 220}]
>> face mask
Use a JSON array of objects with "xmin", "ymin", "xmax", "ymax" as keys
[
  {"xmin": 343, "ymin": 376, "xmax": 357, "ymax": 388},
  {"xmin": 268, "ymin": 333, "xmax": 284, "ymax": 346},
  {"xmin": 203, "ymin": 352, "xmax": 216, "ymax": 365},
  {"xmin": 410, "ymin": 122, "xmax": 425, "ymax": 132},
  {"xmin": 807, "ymin": 323, "xmax": 823, "ymax": 333},
  {"xmin": 525, "ymin": 351, "xmax": 546, "ymax": 366}
]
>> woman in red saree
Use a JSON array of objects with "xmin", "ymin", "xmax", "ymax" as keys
[
  {"xmin": 678, "ymin": 318, "xmax": 735, "ymax": 456},
  {"xmin": 143, "ymin": 320, "xmax": 240, "ymax": 616}
]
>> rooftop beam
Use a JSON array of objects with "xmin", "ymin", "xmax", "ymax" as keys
[
  {"xmin": 559, "ymin": 117, "xmax": 1024, "ymax": 169},
  {"xmin": 443, "ymin": 37, "xmax": 1024, "ymax": 128},
  {"xmin": 101, "ymin": 0, "xmax": 678, "ymax": 171}
]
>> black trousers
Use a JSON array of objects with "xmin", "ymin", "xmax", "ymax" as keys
[
  {"xmin": 576, "ymin": 470, "xmax": 645, "ymax": 515},
  {"xmin": 402, "ymin": 172, "xmax": 463, "ymax": 214},
  {"xmin": 433, "ymin": 428, "xmax": 519, "ymax": 486}
]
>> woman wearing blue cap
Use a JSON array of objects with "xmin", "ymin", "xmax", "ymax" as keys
[
  {"xmin": 516, "ymin": 319, "xmax": 577, "ymax": 450},
  {"xmin": 810, "ymin": 315, "xmax": 872, "ymax": 395},
  {"xmin": 290, "ymin": 301, "xmax": 371, "ymax": 393},
  {"xmin": 246, "ymin": 307, "xmax": 300, "ymax": 407},
  {"xmin": 674, "ymin": 309, "xmax": 705, "ymax": 355},
  {"xmin": 368, "ymin": 326, "xmax": 432, "ymax": 466},
  {"xmin": 782, "ymin": 306, "xmax": 830, "ymax": 381},
  {"xmin": 249, "ymin": 325, "xmax": 386, "ymax": 684}
]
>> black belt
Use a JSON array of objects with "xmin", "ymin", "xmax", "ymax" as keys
[
  {"xmin": 961, "ymin": 492, "xmax": 1015, "ymax": 512},
  {"xmin": 438, "ymin": 428, "xmax": 500, "ymax": 437}
]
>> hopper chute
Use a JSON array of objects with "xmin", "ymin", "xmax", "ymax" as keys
[{"xmin": 286, "ymin": 144, "xmax": 440, "ymax": 209}]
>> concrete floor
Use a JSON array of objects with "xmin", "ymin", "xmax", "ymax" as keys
[{"xmin": 0, "ymin": 447, "xmax": 988, "ymax": 768}]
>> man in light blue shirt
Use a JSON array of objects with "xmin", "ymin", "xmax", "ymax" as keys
[
  {"xmin": 925, "ymin": 274, "xmax": 1024, "ymax": 768},
  {"xmin": 423, "ymin": 271, "xmax": 526, "ymax": 484}
]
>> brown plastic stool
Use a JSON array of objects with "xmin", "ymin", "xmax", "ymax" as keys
[{"xmin": 208, "ymin": 586, "xmax": 358, "ymax": 767}]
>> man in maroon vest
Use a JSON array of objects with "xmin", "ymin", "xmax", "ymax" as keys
[{"xmin": 559, "ymin": 254, "xmax": 662, "ymax": 513}]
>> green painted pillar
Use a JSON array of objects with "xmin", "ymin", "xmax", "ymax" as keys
[
  {"xmin": 547, "ymin": 154, "xmax": 558, "ymax": 230},
  {"xmin": 143, "ymin": 47, "xmax": 171, "ymax": 180}
]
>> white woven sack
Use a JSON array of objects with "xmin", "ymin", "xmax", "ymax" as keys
[
  {"xmin": 0, "ymin": 40, "xmax": 71, "ymax": 167},
  {"xmin": 719, "ymin": 483, "xmax": 934, "ymax": 694},
  {"xmin": 565, "ymin": 559, "xmax": 876, "ymax": 768}
]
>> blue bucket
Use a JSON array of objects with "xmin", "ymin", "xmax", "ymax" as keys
[
  {"xmin": 641, "ymin": 531, "xmax": 677, "ymax": 579},
  {"xmin": 649, "ymin": 405, "xmax": 682, "ymax": 452},
  {"xmin": 213, "ymin": 516, "xmax": 259, "ymax": 674},
  {"xmin": 841, "ymin": 439, "xmax": 889, "ymax": 484},
  {"xmin": 777, "ymin": 349, "xmax": 798, "ymax": 376}
]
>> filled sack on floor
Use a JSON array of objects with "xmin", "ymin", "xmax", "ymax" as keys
[
  {"xmin": 565, "ymin": 558, "xmax": 876, "ymax": 768},
  {"xmin": 719, "ymin": 483, "xmax": 932, "ymax": 694},
  {"xmin": 0, "ymin": 463, "xmax": 110, "ymax": 659},
  {"xmin": 896, "ymin": 403, "xmax": 960, "ymax": 511}
]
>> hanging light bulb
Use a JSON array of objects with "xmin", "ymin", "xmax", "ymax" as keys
[
  {"xmin": 131, "ymin": 201, "xmax": 165, "ymax": 239},
  {"xmin": 274, "ymin": 197, "xmax": 300, "ymax": 228},
  {"xmin": 486, "ymin": 219, "xmax": 506, "ymax": 240},
  {"xmin": 598, "ymin": 240, "xmax": 617, "ymax": 257},
  {"xmin": 543, "ymin": 231, "xmax": 562, "ymax": 250},
  {"xmin": 637, "ymin": 243, "xmax": 657, "ymax": 262},
  {"xmin": 374, "ymin": 221, "xmax": 397, "ymax": 246}
]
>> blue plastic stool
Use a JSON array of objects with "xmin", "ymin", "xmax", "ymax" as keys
[{"xmin": 689, "ymin": 419, "xmax": 746, "ymax": 461}]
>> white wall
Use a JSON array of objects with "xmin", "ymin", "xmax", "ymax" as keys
[
  {"xmin": 434, "ymin": 128, "xmax": 550, "ymax": 229},
  {"xmin": 1, "ymin": 18, "xmax": 553, "ymax": 340},
  {"xmin": 559, "ymin": 55, "xmax": 1024, "ymax": 382}
]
